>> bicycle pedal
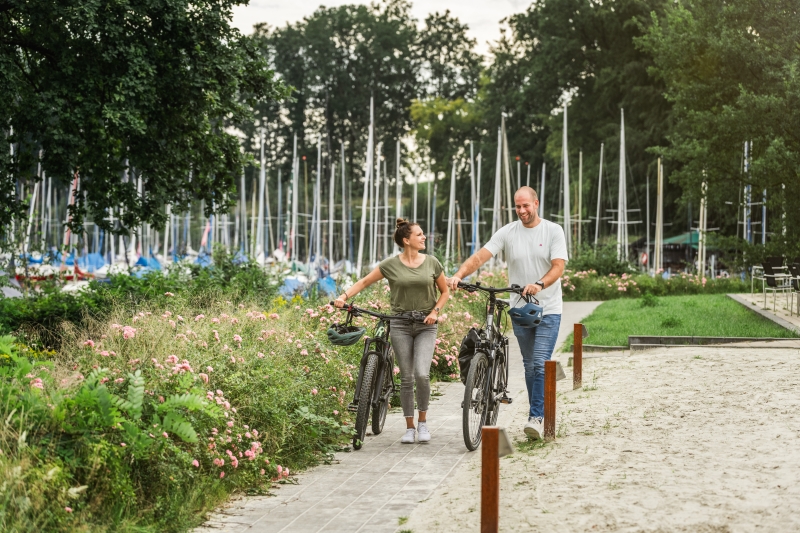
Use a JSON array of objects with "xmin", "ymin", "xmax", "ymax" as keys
[
  {"xmin": 499, "ymin": 396, "xmax": 513, "ymax": 404},
  {"xmin": 347, "ymin": 403, "xmax": 358, "ymax": 413}
]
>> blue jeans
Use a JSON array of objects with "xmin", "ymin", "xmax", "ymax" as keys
[{"xmin": 512, "ymin": 314, "xmax": 561, "ymax": 418}]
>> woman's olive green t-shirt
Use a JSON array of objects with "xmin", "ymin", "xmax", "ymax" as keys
[{"xmin": 378, "ymin": 255, "xmax": 444, "ymax": 314}]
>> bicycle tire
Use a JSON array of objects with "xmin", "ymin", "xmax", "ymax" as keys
[
  {"xmin": 487, "ymin": 346, "xmax": 507, "ymax": 426},
  {"xmin": 353, "ymin": 352, "xmax": 378, "ymax": 450},
  {"xmin": 371, "ymin": 347, "xmax": 393, "ymax": 435},
  {"xmin": 462, "ymin": 351, "xmax": 489, "ymax": 451}
]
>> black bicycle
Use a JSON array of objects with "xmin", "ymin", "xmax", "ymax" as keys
[
  {"xmin": 457, "ymin": 282, "xmax": 528, "ymax": 450},
  {"xmin": 331, "ymin": 303, "xmax": 423, "ymax": 450}
]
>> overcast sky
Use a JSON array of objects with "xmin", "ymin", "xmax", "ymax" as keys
[{"xmin": 231, "ymin": 0, "xmax": 532, "ymax": 56}]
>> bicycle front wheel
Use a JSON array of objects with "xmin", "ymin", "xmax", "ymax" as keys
[
  {"xmin": 353, "ymin": 352, "xmax": 378, "ymax": 450},
  {"xmin": 371, "ymin": 347, "xmax": 394, "ymax": 435},
  {"xmin": 462, "ymin": 351, "xmax": 489, "ymax": 451}
]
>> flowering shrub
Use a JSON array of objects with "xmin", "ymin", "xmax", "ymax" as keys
[
  {"xmin": 0, "ymin": 267, "xmax": 516, "ymax": 531},
  {"xmin": 0, "ymin": 294, "xmax": 354, "ymax": 531},
  {"xmin": 561, "ymin": 269, "xmax": 748, "ymax": 300}
]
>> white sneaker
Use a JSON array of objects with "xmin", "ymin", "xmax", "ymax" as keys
[
  {"xmin": 417, "ymin": 422, "xmax": 431, "ymax": 443},
  {"xmin": 401, "ymin": 428, "xmax": 416, "ymax": 444},
  {"xmin": 524, "ymin": 417, "xmax": 543, "ymax": 440}
]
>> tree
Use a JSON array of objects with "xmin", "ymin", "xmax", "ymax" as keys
[
  {"xmin": 483, "ymin": 0, "xmax": 673, "ymax": 241},
  {"xmin": 249, "ymin": 1, "xmax": 419, "ymax": 180},
  {"xmin": 639, "ymin": 0, "xmax": 800, "ymax": 250},
  {"xmin": 0, "ymin": 0, "xmax": 288, "ymax": 237},
  {"xmin": 417, "ymin": 11, "xmax": 483, "ymax": 101}
]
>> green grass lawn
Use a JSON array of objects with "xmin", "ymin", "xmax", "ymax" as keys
[{"xmin": 563, "ymin": 294, "xmax": 799, "ymax": 350}]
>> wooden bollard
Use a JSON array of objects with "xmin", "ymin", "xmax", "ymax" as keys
[
  {"xmin": 573, "ymin": 323, "xmax": 583, "ymax": 390},
  {"xmin": 481, "ymin": 426, "xmax": 499, "ymax": 533},
  {"xmin": 544, "ymin": 360, "xmax": 556, "ymax": 440}
]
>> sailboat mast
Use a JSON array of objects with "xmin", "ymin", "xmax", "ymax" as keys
[
  {"xmin": 594, "ymin": 144, "xmax": 604, "ymax": 248},
  {"xmin": 562, "ymin": 104, "xmax": 572, "ymax": 257},
  {"xmin": 356, "ymin": 99, "xmax": 373, "ymax": 274}
]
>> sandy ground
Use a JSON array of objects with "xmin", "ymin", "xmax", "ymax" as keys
[{"xmin": 402, "ymin": 344, "xmax": 800, "ymax": 533}]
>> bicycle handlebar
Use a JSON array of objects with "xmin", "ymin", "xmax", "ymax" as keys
[
  {"xmin": 456, "ymin": 282, "xmax": 539, "ymax": 304},
  {"xmin": 456, "ymin": 282, "xmax": 524, "ymax": 295},
  {"xmin": 329, "ymin": 302, "xmax": 426, "ymax": 322}
]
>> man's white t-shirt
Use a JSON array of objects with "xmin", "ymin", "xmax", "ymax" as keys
[{"xmin": 483, "ymin": 219, "xmax": 569, "ymax": 315}]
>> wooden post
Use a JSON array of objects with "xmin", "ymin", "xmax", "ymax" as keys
[
  {"xmin": 481, "ymin": 426, "xmax": 499, "ymax": 533},
  {"xmin": 544, "ymin": 361, "xmax": 556, "ymax": 440},
  {"xmin": 573, "ymin": 323, "xmax": 583, "ymax": 390}
]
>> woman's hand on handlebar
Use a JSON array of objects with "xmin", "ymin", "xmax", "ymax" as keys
[{"xmin": 333, "ymin": 296, "xmax": 348, "ymax": 309}]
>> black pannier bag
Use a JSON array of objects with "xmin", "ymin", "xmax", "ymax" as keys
[{"xmin": 457, "ymin": 328, "xmax": 482, "ymax": 385}]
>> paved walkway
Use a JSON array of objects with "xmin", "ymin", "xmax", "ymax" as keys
[
  {"xmin": 194, "ymin": 302, "xmax": 603, "ymax": 533},
  {"xmin": 729, "ymin": 292, "xmax": 800, "ymax": 334}
]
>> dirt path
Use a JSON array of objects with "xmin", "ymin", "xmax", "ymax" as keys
[{"xmin": 403, "ymin": 344, "xmax": 800, "ymax": 533}]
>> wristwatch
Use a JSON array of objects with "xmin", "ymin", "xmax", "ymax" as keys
[
  {"xmin": 434, "ymin": 307, "xmax": 441, "ymax": 314},
  {"xmin": 534, "ymin": 280, "xmax": 545, "ymax": 289}
]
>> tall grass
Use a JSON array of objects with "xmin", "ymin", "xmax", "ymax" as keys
[{"xmin": 0, "ymin": 269, "xmax": 496, "ymax": 531}]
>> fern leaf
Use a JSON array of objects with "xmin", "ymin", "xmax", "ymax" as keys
[
  {"xmin": 162, "ymin": 412, "xmax": 198, "ymax": 443},
  {"xmin": 157, "ymin": 393, "xmax": 206, "ymax": 413},
  {"xmin": 84, "ymin": 368, "xmax": 108, "ymax": 386},
  {"xmin": 126, "ymin": 370, "xmax": 145, "ymax": 420}
]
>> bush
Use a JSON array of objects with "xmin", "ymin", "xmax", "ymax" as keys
[
  {"xmin": 566, "ymin": 243, "xmax": 636, "ymax": 276},
  {"xmin": 561, "ymin": 269, "xmax": 748, "ymax": 301},
  {"xmin": 0, "ymin": 247, "xmax": 281, "ymax": 348},
  {"xmin": 0, "ymin": 268, "xmax": 493, "ymax": 532}
]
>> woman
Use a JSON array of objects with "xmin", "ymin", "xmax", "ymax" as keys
[{"xmin": 334, "ymin": 219, "xmax": 449, "ymax": 444}]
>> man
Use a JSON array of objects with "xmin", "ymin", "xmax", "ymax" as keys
[{"xmin": 448, "ymin": 186, "xmax": 567, "ymax": 440}]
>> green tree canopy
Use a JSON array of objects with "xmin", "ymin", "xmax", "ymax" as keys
[
  {"xmin": 1, "ymin": 0, "xmax": 288, "ymax": 235},
  {"xmin": 248, "ymin": 0, "xmax": 419, "ymax": 181},
  {"xmin": 484, "ymin": 0, "xmax": 672, "ymax": 231},
  {"xmin": 639, "ymin": 0, "xmax": 800, "ymax": 249}
]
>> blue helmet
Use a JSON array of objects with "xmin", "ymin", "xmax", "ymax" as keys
[{"xmin": 508, "ymin": 295, "xmax": 543, "ymax": 328}]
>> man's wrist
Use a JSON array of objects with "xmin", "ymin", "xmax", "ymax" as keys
[{"xmin": 534, "ymin": 280, "xmax": 545, "ymax": 289}]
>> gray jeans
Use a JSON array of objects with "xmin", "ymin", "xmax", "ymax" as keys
[{"xmin": 390, "ymin": 319, "xmax": 438, "ymax": 418}]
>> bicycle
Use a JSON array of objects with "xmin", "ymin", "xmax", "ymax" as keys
[
  {"xmin": 329, "ymin": 302, "xmax": 424, "ymax": 450},
  {"xmin": 457, "ymin": 282, "xmax": 531, "ymax": 451}
]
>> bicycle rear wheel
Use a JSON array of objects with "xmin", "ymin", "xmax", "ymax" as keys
[
  {"xmin": 462, "ymin": 352, "xmax": 488, "ymax": 451},
  {"xmin": 353, "ymin": 352, "xmax": 378, "ymax": 450},
  {"xmin": 371, "ymin": 347, "xmax": 394, "ymax": 435}
]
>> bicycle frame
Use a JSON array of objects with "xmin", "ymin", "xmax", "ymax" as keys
[
  {"xmin": 460, "ymin": 283, "xmax": 523, "ymax": 411},
  {"xmin": 333, "ymin": 304, "xmax": 412, "ymax": 414},
  {"xmin": 478, "ymin": 293, "xmax": 510, "ymax": 411}
]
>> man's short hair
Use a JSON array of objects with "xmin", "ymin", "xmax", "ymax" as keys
[{"xmin": 515, "ymin": 186, "xmax": 538, "ymax": 202}]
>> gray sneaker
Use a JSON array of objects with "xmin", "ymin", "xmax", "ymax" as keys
[
  {"xmin": 417, "ymin": 422, "xmax": 431, "ymax": 443},
  {"xmin": 400, "ymin": 428, "xmax": 416, "ymax": 444},
  {"xmin": 524, "ymin": 417, "xmax": 543, "ymax": 440}
]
